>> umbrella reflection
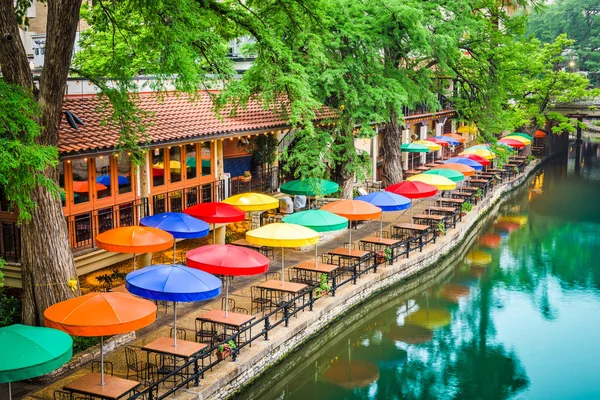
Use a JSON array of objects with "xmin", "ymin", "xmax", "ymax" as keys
[
  {"xmin": 406, "ymin": 308, "xmax": 452, "ymax": 330},
  {"xmin": 385, "ymin": 324, "xmax": 433, "ymax": 344},
  {"xmin": 323, "ymin": 360, "xmax": 379, "ymax": 389}
]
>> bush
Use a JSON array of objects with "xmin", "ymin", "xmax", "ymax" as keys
[
  {"xmin": 72, "ymin": 336, "xmax": 101, "ymax": 354},
  {"xmin": 0, "ymin": 261, "xmax": 22, "ymax": 327}
]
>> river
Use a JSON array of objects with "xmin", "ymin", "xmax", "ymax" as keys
[{"xmin": 237, "ymin": 141, "xmax": 600, "ymax": 400}]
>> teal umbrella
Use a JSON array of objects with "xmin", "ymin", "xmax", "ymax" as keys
[
  {"xmin": 186, "ymin": 158, "xmax": 211, "ymax": 169},
  {"xmin": 401, "ymin": 143, "xmax": 430, "ymax": 170},
  {"xmin": 280, "ymin": 178, "xmax": 339, "ymax": 196},
  {"xmin": 510, "ymin": 132, "xmax": 533, "ymax": 141},
  {"xmin": 283, "ymin": 210, "xmax": 348, "ymax": 265},
  {"xmin": 423, "ymin": 168, "xmax": 465, "ymax": 182},
  {"xmin": 0, "ymin": 324, "xmax": 73, "ymax": 399}
]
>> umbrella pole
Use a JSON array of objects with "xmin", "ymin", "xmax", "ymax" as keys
[
  {"xmin": 173, "ymin": 240, "xmax": 177, "ymax": 264},
  {"xmin": 380, "ymin": 214, "xmax": 383, "ymax": 238},
  {"xmin": 8, "ymin": 382, "xmax": 11, "ymax": 400},
  {"xmin": 281, "ymin": 248, "xmax": 285, "ymax": 287},
  {"xmin": 133, "ymin": 253, "xmax": 137, "ymax": 271},
  {"xmin": 225, "ymin": 279, "xmax": 229, "ymax": 318},
  {"xmin": 315, "ymin": 243, "xmax": 318, "ymax": 268},
  {"xmin": 348, "ymin": 223, "xmax": 352, "ymax": 254},
  {"xmin": 213, "ymin": 223, "xmax": 216, "ymax": 244},
  {"xmin": 173, "ymin": 302, "xmax": 178, "ymax": 347},
  {"xmin": 100, "ymin": 336, "xmax": 105, "ymax": 386}
]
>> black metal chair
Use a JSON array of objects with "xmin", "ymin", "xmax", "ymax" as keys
[
  {"xmin": 221, "ymin": 297, "xmax": 235, "ymax": 311},
  {"xmin": 91, "ymin": 360, "xmax": 114, "ymax": 376},
  {"xmin": 251, "ymin": 286, "xmax": 272, "ymax": 315},
  {"xmin": 265, "ymin": 271, "xmax": 280, "ymax": 281},
  {"xmin": 195, "ymin": 319, "xmax": 217, "ymax": 346},
  {"xmin": 125, "ymin": 347, "xmax": 154, "ymax": 382},
  {"xmin": 54, "ymin": 390, "xmax": 72, "ymax": 400},
  {"xmin": 169, "ymin": 327, "xmax": 187, "ymax": 341}
]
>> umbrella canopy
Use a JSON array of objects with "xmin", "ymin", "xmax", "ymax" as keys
[
  {"xmin": 534, "ymin": 130, "xmax": 547, "ymax": 138},
  {"xmin": 435, "ymin": 135, "xmax": 459, "ymax": 146},
  {"xmin": 280, "ymin": 178, "xmax": 339, "ymax": 196},
  {"xmin": 456, "ymin": 154, "xmax": 491, "ymax": 167},
  {"xmin": 425, "ymin": 137, "xmax": 449, "ymax": 146},
  {"xmin": 466, "ymin": 250, "xmax": 492, "ymax": 266},
  {"xmin": 153, "ymin": 160, "xmax": 182, "ymax": 171},
  {"xmin": 509, "ymin": 132, "xmax": 533, "ymax": 141},
  {"xmin": 72, "ymin": 181, "xmax": 107, "ymax": 193},
  {"xmin": 495, "ymin": 221, "xmax": 521, "ymax": 233},
  {"xmin": 414, "ymin": 140, "xmax": 441, "ymax": 151},
  {"xmin": 354, "ymin": 192, "xmax": 411, "ymax": 212},
  {"xmin": 385, "ymin": 324, "xmax": 433, "ymax": 344},
  {"xmin": 385, "ymin": 181, "xmax": 438, "ymax": 199},
  {"xmin": 96, "ymin": 175, "xmax": 129, "ymax": 186},
  {"xmin": 423, "ymin": 169, "xmax": 465, "ymax": 183},
  {"xmin": 401, "ymin": 143, "xmax": 430, "ymax": 153},
  {"xmin": 407, "ymin": 174, "xmax": 457, "ymax": 190},
  {"xmin": 44, "ymin": 292, "xmax": 157, "ymax": 337},
  {"xmin": 185, "ymin": 158, "xmax": 211, "ymax": 168},
  {"xmin": 222, "ymin": 192, "xmax": 279, "ymax": 211},
  {"xmin": 126, "ymin": 264, "xmax": 221, "ymax": 302},
  {"xmin": 0, "ymin": 324, "xmax": 72, "ymax": 384},
  {"xmin": 406, "ymin": 308, "xmax": 452, "ymax": 330},
  {"xmin": 282, "ymin": 210, "xmax": 348, "ymax": 232},
  {"xmin": 443, "ymin": 157, "xmax": 483, "ymax": 170},
  {"xmin": 457, "ymin": 125, "xmax": 478, "ymax": 134},
  {"xmin": 246, "ymin": 223, "xmax": 319, "ymax": 248},
  {"xmin": 459, "ymin": 148, "xmax": 496, "ymax": 160},
  {"xmin": 183, "ymin": 202, "xmax": 245, "ymax": 224},
  {"xmin": 480, "ymin": 234, "xmax": 502, "ymax": 248},
  {"xmin": 432, "ymin": 163, "xmax": 475, "ymax": 177},
  {"xmin": 323, "ymin": 360, "xmax": 379, "ymax": 389},
  {"xmin": 498, "ymin": 138, "xmax": 525, "ymax": 149},
  {"xmin": 320, "ymin": 200, "xmax": 382, "ymax": 221},
  {"xmin": 186, "ymin": 244, "xmax": 269, "ymax": 276},
  {"xmin": 95, "ymin": 226, "xmax": 174, "ymax": 254},
  {"xmin": 442, "ymin": 133, "xmax": 467, "ymax": 143},
  {"xmin": 140, "ymin": 212, "xmax": 209, "ymax": 239},
  {"xmin": 504, "ymin": 135, "xmax": 532, "ymax": 145}
]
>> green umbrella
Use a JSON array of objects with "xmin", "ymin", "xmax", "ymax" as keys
[
  {"xmin": 423, "ymin": 168, "xmax": 465, "ymax": 182},
  {"xmin": 0, "ymin": 324, "xmax": 73, "ymax": 399},
  {"xmin": 401, "ymin": 143, "xmax": 430, "ymax": 153},
  {"xmin": 510, "ymin": 132, "xmax": 533, "ymax": 141},
  {"xmin": 283, "ymin": 210, "xmax": 348, "ymax": 266},
  {"xmin": 186, "ymin": 158, "xmax": 211, "ymax": 169},
  {"xmin": 280, "ymin": 178, "xmax": 339, "ymax": 196}
]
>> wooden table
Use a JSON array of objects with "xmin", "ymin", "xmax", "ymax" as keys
[
  {"xmin": 358, "ymin": 236, "xmax": 407, "ymax": 262},
  {"xmin": 292, "ymin": 260, "xmax": 341, "ymax": 285},
  {"xmin": 413, "ymin": 214, "xmax": 446, "ymax": 231},
  {"xmin": 404, "ymin": 169, "xmax": 420, "ymax": 177},
  {"xmin": 328, "ymin": 247, "xmax": 371, "ymax": 260},
  {"xmin": 437, "ymin": 198, "xmax": 464, "ymax": 210},
  {"xmin": 64, "ymin": 373, "xmax": 140, "ymax": 400},
  {"xmin": 391, "ymin": 223, "xmax": 432, "ymax": 251},
  {"xmin": 196, "ymin": 309, "xmax": 255, "ymax": 349},
  {"xmin": 415, "ymin": 166, "xmax": 430, "ymax": 171},
  {"xmin": 142, "ymin": 337, "xmax": 206, "ymax": 359},
  {"xmin": 427, "ymin": 206, "xmax": 460, "ymax": 225},
  {"xmin": 254, "ymin": 280, "xmax": 309, "ymax": 313}
]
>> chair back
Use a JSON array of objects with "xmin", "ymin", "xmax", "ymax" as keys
[
  {"xmin": 170, "ymin": 327, "xmax": 187, "ymax": 341},
  {"xmin": 125, "ymin": 347, "xmax": 138, "ymax": 368},
  {"xmin": 266, "ymin": 271, "xmax": 280, "ymax": 281},
  {"xmin": 221, "ymin": 297, "xmax": 235, "ymax": 311},
  {"xmin": 53, "ymin": 390, "xmax": 71, "ymax": 400}
]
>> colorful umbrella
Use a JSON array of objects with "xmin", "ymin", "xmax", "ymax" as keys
[
  {"xmin": 72, "ymin": 181, "xmax": 107, "ymax": 193},
  {"xmin": 44, "ymin": 292, "xmax": 157, "ymax": 386},
  {"xmin": 443, "ymin": 157, "xmax": 484, "ymax": 170},
  {"xmin": 459, "ymin": 148, "xmax": 496, "ymax": 160},
  {"xmin": 355, "ymin": 192, "xmax": 411, "ymax": 238},
  {"xmin": 480, "ymin": 234, "xmax": 501, "ymax": 248},
  {"xmin": 0, "ymin": 325, "xmax": 73, "ymax": 400},
  {"xmin": 222, "ymin": 192, "xmax": 279, "ymax": 211},
  {"xmin": 401, "ymin": 143, "xmax": 430, "ymax": 153},
  {"xmin": 183, "ymin": 202, "xmax": 246, "ymax": 244},
  {"xmin": 95, "ymin": 226, "xmax": 174, "ymax": 270},
  {"xmin": 320, "ymin": 200, "xmax": 382, "ymax": 249},
  {"xmin": 126, "ymin": 264, "xmax": 221, "ymax": 345},
  {"xmin": 534, "ymin": 130, "xmax": 547, "ymax": 138},
  {"xmin": 466, "ymin": 250, "xmax": 492, "ymax": 266},
  {"xmin": 456, "ymin": 153, "xmax": 491, "ymax": 167},
  {"xmin": 186, "ymin": 244, "xmax": 269, "ymax": 316},
  {"xmin": 407, "ymin": 174, "xmax": 456, "ymax": 190},
  {"xmin": 140, "ymin": 212, "xmax": 209, "ymax": 263},
  {"xmin": 457, "ymin": 125, "xmax": 478, "ymax": 135},
  {"xmin": 498, "ymin": 138, "xmax": 525, "ymax": 149},
  {"xmin": 246, "ymin": 223, "xmax": 319, "ymax": 286},
  {"xmin": 385, "ymin": 181, "xmax": 438, "ymax": 199},
  {"xmin": 509, "ymin": 132, "xmax": 533, "ymax": 141},
  {"xmin": 385, "ymin": 324, "xmax": 433, "ymax": 344},
  {"xmin": 435, "ymin": 135, "xmax": 460, "ymax": 146},
  {"xmin": 423, "ymin": 169, "xmax": 465, "ymax": 183},
  {"xmin": 96, "ymin": 175, "xmax": 129, "ymax": 186},
  {"xmin": 414, "ymin": 140, "xmax": 441, "ymax": 151},
  {"xmin": 432, "ymin": 163, "xmax": 475, "ymax": 177},
  {"xmin": 442, "ymin": 133, "xmax": 467, "ymax": 143},
  {"xmin": 504, "ymin": 135, "xmax": 532, "ymax": 145},
  {"xmin": 280, "ymin": 178, "xmax": 339, "ymax": 196},
  {"xmin": 153, "ymin": 160, "xmax": 182, "ymax": 171},
  {"xmin": 425, "ymin": 137, "xmax": 449, "ymax": 146},
  {"xmin": 406, "ymin": 308, "xmax": 452, "ymax": 330}
]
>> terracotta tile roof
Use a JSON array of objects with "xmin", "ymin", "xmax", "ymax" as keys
[{"xmin": 59, "ymin": 91, "xmax": 335, "ymax": 155}]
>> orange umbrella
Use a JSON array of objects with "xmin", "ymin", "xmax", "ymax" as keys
[
  {"xmin": 95, "ymin": 226, "xmax": 174, "ymax": 270},
  {"xmin": 534, "ymin": 130, "xmax": 547, "ymax": 138},
  {"xmin": 321, "ymin": 200, "xmax": 381, "ymax": 249},
  {"xmin": 442, "ymin": 133, "xmax": 467, "ymax": 143},
  {"xmin": 480, "ymin": 234, "xmax": 501, "ymax": 248},
  {"xmin": 72, "ymin": 181, "xmax": 107, "ymax": 193},
  {"xmin": 432, "ymin": 163, "xmax": 475, "ymax": 177},
  {"xmin": 44, "ymin": 292, "xmax": 156, "ymax": 386}
]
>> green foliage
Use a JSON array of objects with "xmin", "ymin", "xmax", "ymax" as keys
[
  {"xmin": 249, "ymin": 134, "xmax": 278, "ymax": 165},
  {"xmin": 0, "ymin": 80, "xmax": 59, "ymax": 221},
  {"xmin": 437, "ymin": 221, "xmax": 447, "ymax": 236},
  {"xmin": 72, "ymin": 336, "xmax": 101, "ymax": 354},
  {"xmin": 462, "ymin": 201, "xmax": 473, "ymax": 213},
  {"xmin": 0, "ymin": 258, "xmax": 22, "ymax": 327}
]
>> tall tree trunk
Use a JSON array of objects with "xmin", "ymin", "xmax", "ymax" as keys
[
  {"xmin": 381, "ymin": 109, "xmax": 403, "ymax": 187},
  {"xmin": 333, "ymin": 126, "xmax": 356, "ymax": 199},
  {"xmin": 0, "ymin": 0, "xmax": 82, "ymax": 325}
]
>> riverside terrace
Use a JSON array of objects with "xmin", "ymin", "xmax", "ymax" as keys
[{"xmin": 19, "ymin": 159, "xmax": 535, "ymax": 400}]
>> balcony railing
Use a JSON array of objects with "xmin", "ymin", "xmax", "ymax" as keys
[{"xmin": 0, "ymin": 222, "xmax": 20, "ymax": 263}]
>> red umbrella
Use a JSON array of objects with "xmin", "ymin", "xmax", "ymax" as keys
[
  {"xmin": 186, "ymin": 244, "xmax": 269, "ymax": 316},
  {"xmin": 457, "ymin": 154, "xmax": 491, "ymax": 167},
  {"xmin": 425, "ymin": 138, "xmax": 448, "ymax": 146},
  {"xmin": 480, "ymin": 234, "xmax": 501, "ymax": 248},
  {"xmin": 184, "ymin": 202, "xmax": 246, "ymax": 244},
  {"xmin": 385, "ymin": 181, "xmax": 438, "ymax": 199},
  {"xmin": 498, "ymin": 138, "xmax": 525, "ymax": 149}
]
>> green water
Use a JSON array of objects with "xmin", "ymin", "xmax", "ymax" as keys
[{"xmin": 238, "ymin": 142, "xmax": 600, "ymax": 400}]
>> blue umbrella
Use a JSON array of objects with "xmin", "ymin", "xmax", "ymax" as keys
[
  {"xmin": 355, "ymin": 191, "xmax": 411, "ymax": 237},
  {"xmin": 96, "ymin": 175, "xmax": 129, "ymax": 186},
  {"xmin": 434, "ymin": 135, "xmax": 459, "ymax": 146},
  {"xmin": 443, "ymin": 157, "xmax": 483, "ymax": 171},
  {"xmin": 126, "ymin": 264, "xmax": 221, "ymax": 346},
  {"xmin": 140, "ymin": 212, "xmax": 210, "ymax": 263}
]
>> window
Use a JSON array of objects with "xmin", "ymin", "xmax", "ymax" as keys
[
  {"xmin": 201, "ymin": 142, "xmax": 212, "ymax": 177},
  {"xmin": 117, "ymin": 154, "xmax": 132, "ymax": 194},
  {"xmin": 95, "ymin": 156, "xmax": 111, "ymax": 199},
  {"xmin": 185, "ymin": 144, "xmax": 197, "ymax": 180},
  {"xmin": 152, "ymin": 148, "xmax": 165, "ymax": 187},
  {"xmin": 169, "ymin": 146, "xmax": 182, "ymax": 183},
  {"xmin": 72, "ymin": 159, "xmax": 90, "ymax": 204}
]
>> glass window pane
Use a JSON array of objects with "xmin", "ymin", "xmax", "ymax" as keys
[
  {"xmin": 186, "ymin": 144, "xmax": 197, "ymax": 180},
  {"xmin": 58, "ymin": 162, "xmax": 66, "ymax": 207},
  {"xmin": 95, "ymin": 156, "xmax": 111, "ymax": 199},
  {"xmin": 170, "ymin": 146, "xmax": 182, "ymax": 183},
  {"xmin": 201, "ymin": 142, "xmax": 212, "ymax": 176},
  {"xmin": 152, "ymin": 148, "xmax": 165, "ymax": 187},
  {"xmin": 117, "ymin": 154, "xmax": 132, "ymax": 194},
  {"xmin": 72, "ymin": 159, "xmax": 90, "ymax": 204}
]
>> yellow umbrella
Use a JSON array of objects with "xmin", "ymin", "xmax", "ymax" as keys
[
  {"xmin": 222, "ymin": 192, "xmax": 279, "ymax": 211},
  {"xmin": 407, "ymin": 308, "xmax": 452, "ymax": 330},
  {"xmin": 457, "ymin": 125, "xmax": 478, "ymax": 134},
  {"xmin": 497, "ymin": 215, "xmax": 527, "ymax": 226},
  {"xmin": 466, "ymin": 250, "xmax": 492, "ymax": 266},
  {"xmin": 407, "ymin": 174, "xmax": 456, "ymax": 190},
  {"xmin": 459, "ymin": 148, "xmax": 496, "ymax": 160},
  {"xmin": 504, "ymin": 135, "xmax": 532, "ymax": 145},
  {"xmin": 246, "ymin": 223, "xmax": 319, "ymax": 286},
  {"xmin": 414, "ymin": 140, "xmax": 441, "ymax": 151},
  {"xmin": 153, "ymin": 160, "xmax": 182, "ymax": 171}
]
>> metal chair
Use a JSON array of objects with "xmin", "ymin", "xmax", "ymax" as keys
[
  {"xmin": 91, "ymin": 360, "xmax": 114, "ymax": 376},
  {"xmin": 125, "ymin": 347, "xmax": 154, "ymax": 382},
  {"xmin": 251, "ymin": 286, "xmax": 272, "ymax": 315},
  {"xmin": 169, "ymin": 327, "xmax": 187, "ymax": 341},
  {"xmin": 54, "ymin": 390, "xmax": 72, "ymax": 400},
  {"xmin": 195, "ymin": 319, "xmax": 217, "ymax": 346},
  {"xmin": 221, "ymin": 297, "xmax": 235, "ymax": 311},
  {"xmin": 265, "ymin": 271, "xmax": 280, "ymax": 281}
]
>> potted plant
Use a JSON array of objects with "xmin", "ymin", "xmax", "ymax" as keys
[
  {"xmin": 461, "ymin": 201, "xmax": 472, "ymax": 216},
  {"xmin": 436, "ymin": 221, "xmax": 447, "ymax": 236},
  {"xmin": 240, "ymin": 171, "xmax": 252, "ymax": 182},
  {"xmin": 314, "ymin": 273, "xmax": 330, "ymax": 298},
  {"xmin": 474, "ymin": 188, "xmax": 483, "ymax": 199},
  {"xmin": 216, "ymin": 340, "xmax": 237, "ymax": 360},
  {"xmin": 375, "ymin": 247, "xmax": 392, "ymax": 264}
]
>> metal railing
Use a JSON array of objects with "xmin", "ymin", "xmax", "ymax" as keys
[{"xmin": 0, "ymin": 221, "xmax": 20, "ymax": 263}]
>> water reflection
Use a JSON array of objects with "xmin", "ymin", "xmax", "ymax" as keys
[{"xmin": 239, "ymin": 141, "xmax": 600, "ymax": 400}]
